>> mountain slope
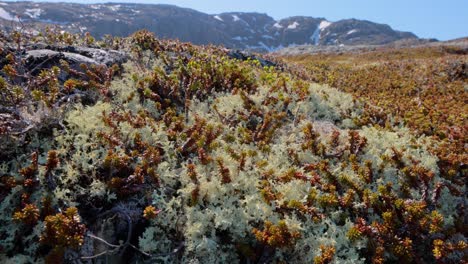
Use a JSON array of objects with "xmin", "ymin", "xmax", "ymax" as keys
[{"xmin": 0, "ymin": 1, "xmax": 419, "ymax": 51}]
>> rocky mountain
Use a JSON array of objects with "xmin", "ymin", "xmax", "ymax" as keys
[{"xmin": 0, "ymin": 1, "xmax": 420, "ymax": 52}]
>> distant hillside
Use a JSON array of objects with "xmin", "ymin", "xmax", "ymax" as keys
[{"xmin": 0, "ymin": 1, "xmax": 421, "ymax": 52}]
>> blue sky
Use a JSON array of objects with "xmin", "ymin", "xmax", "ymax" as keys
[{"xmin": 3, "ymin": 0, "xmax": 467, "ymax": 40}]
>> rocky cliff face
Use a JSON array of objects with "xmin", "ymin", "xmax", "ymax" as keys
[{"xmin": 0, "ymin": 1, "xmax": 419, "ymax": 52}]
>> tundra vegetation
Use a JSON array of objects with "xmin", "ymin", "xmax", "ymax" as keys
[{"xmin": 0, "ymin": 28, "xmax": 466, "ymax": 263}]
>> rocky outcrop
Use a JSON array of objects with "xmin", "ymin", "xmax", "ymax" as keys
[
  {"xmin": 0, "ymin": 44, "xmax": 127, "ymax": 159},
  {"xmin": 227, "ymin": 50, "xmax": 276, "ymax": 67},
  {"xmin": 25, "ymin": 45, "xmax": 127, "ymax": 78}
]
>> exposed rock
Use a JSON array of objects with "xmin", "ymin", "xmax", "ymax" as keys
[
  {"xmin": 0, "ymin": 44, "xmax": 124, "ymax": 159},
  {"xmin": 26, "ymin": 49, "xmax": 97, "ymax": 67},
  {"xmin": 227, "ymin": 50, "xmax": 276, "ymax": 67},
  {"xmin": 54, "ymin": 46, "xmax": 128, "ymax": 66},
  {"xmin": 24, "ymin": 46, "xmax": 127, "ymax": 79}
]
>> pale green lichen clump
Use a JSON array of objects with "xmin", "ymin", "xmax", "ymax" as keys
[{"xmin": 0, "ymin": 30, "xmax": 464, "ymax": 263}]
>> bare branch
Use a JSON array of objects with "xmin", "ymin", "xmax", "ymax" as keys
[{"xmin": 87, "ymin": 233, "xmax": 120, "ymax": 248}]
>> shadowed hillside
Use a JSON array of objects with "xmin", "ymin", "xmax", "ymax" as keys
[{"xmin": 0, "ymin": 1, "xmax": 422, "ymax": 52}]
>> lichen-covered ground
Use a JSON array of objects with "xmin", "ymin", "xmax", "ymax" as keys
[{"xmin": 0, "ymin": 30, "xmax": 466, "ymax": 263}]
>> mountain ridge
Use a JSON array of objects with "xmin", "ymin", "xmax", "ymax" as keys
[{"xmin": 0, "ymin": 1, "xmax": 423, "ymax": 52}]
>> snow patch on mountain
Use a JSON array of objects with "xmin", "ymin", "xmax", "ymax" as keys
[
  {"xmin": 108, "ymin": 5, "xmax": 121, "ymax": 11},
  {"xmin": 273, "ymin": 22, "xmax": 283, "ymax": 29},
  {"xmin": 214, "ymin": 15, "xmax": 223, "ymax": 21},
  {"xmin": 262, "ymin": 35, "xmax": 274, "ymax": 39},
  {"xmin": 0, "ymin": 7, "xmax": 19, "ymax": 21},
  {"xmin": 25, "ymin": 8, "xmax": 42, "ymax": 19},
  {"xmin": 232, "ymin": 15, "xmax": 240, "ymax": 22},
  {"xmin": 347, "ymin": 29, "xmax": 358, "ymax": 35},
  {"xmin": 311, "ymin": 20, "xmax": 333, "ymax": 45},
  {"xmin": 246, "ymin": 41, "xmax": 274, "ymax": 52},
  {"xmin": 287, "ymin": 21, "xmax": 299, "ymax": 29},
  {"xmin": 311, "ymin": 28, "xmax": 320, "ymax": 45},
  {"xmin": 257, "ymin": 41, "xmax": 273, "ymax": 51},
  {"xmin": 232, "ymin": 36, "xmax": 246, "ymax": 41},
  {"xmin": 319, "ymin": 20, "xmax": 332, "ymax": 30},
  {"xmin": 310, "ymin": 20, "xmax": 332, "ymax": 45}
]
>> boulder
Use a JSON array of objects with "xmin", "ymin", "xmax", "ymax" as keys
[
  {"xmin": 57, "ymin": 46, "xmax": 128, "ymax": 66},
  {"xmin": 227, "ymin": 50, "xmax": 276, "ymax": 67},
  {"xmin": 25, "ymin": 45, "xmax": 127, "ymax": 79}
]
